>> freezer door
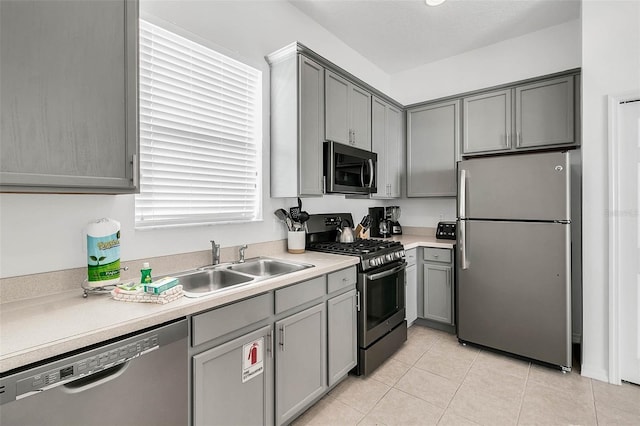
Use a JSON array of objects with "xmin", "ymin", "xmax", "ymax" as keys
[
  {"xmin": 457, "ymin": 220, "xmax": 571, "ymax": 368},
  {"xmin": 458, "ymin": 151, "xmax": 570, "ymax": 221}
]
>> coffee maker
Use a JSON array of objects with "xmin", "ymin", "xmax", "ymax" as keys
[
  {"xmin": 368, "ymin": 207, "xmax": 388, "ymax": 238},
  {"xmin": 387, "ymin": 206, "xmax": 402, "ymax": 235}
]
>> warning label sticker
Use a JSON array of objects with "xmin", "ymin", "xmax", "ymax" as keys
[{"xmin": 242, "ymin": 337, "xmax": 264, "ymax": 383}]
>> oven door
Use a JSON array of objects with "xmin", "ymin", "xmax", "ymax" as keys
[{"xmin": 358, "ymin": 261, "xmax": 406, "ymax": 348}]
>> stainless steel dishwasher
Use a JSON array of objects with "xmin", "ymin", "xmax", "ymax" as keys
[{"xmin": 0, "ymin": 318, "xmax": 188, "ymax": 425}]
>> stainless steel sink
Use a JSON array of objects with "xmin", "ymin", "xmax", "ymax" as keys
[
  {"xmin": 226, "ymin": 257, "xmax": 313, "ymax": 277},
  {"xmin": 176, "ymin": 269, "xmax": 255, "ymax": 298},
  {"xmin": 176, "ymin": 257, "xmax": 314, "ymax": 298}
]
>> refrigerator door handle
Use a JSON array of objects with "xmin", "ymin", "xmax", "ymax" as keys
[
  {"xmin": 460, "ymin": 220, "xmax": 469, "ymax": 270},
  {"xmin": 459, "ymin": 169, "xmax": 467, "ymax": 219}
]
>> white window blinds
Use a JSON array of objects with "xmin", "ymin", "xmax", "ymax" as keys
[{"xmin": 136, "ymin": 20, "xmax": 261, "ymax": 228}]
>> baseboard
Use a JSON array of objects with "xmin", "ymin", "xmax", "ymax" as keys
[{"xmin": 580, "ymin": 364, "xmax": 609, "ymax": 382}]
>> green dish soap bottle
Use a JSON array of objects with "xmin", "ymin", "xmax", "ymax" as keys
[{"xmin": 140, "ymin": 262, "xmax": 152, "ymax": 284}]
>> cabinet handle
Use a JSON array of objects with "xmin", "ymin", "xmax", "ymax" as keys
[
  {"xmin": 516, "ymin": 131, "xmax": 522, "ymax": 147},
  {"xmin": 433, "ymin": 254, "xmax": 439, "ymax": 258},
  {"xmin": 279, "ymin": 325, "xmax": 285, "ymax": 350},
  {"xmin": 506, "ymin": 133, "xmax": 511, "ymax": 148},
  {"xmin": 356, "ymin": 291, "xmax": 361, "ymax": 312},
  {"xmin": 131, "ymin": 154, "xmax": 138, "ymax": 188},
  {"xmin": 267, "ymin": 332, "xmax": 273, "ymax": 357}
]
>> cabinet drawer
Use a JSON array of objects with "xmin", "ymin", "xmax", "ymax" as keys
[
  {"xmin": 327, "ymin": 266, "xmax": 356, "ymax": 294},
  {"xmin": 275, "ymin": 276, "xmax": 326, "ymax": 314},
  {"xmin": 405, "ymin": 249, "xmax": 417, "ymax": 267},
  {"xmin": 192, "ymin": 293, "xmax": 272, "ymax": 347},
  {"xmin": 423, "ymin": 248, "xmax": 452, "ymax": 263}
]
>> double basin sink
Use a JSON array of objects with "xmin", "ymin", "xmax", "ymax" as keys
[{"xmin": 173, "ymin": 257, "xmax": 314, "ymax": 298}]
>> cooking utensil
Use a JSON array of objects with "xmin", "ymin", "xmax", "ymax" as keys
[
  {"xmin": 337, "ymin": 219, "xmax": 355, "ymax": 243},
  {"xmin": 274, "ymin": 208, "xmax": 293, "ymax": 231},
  {"xmin": 289, "ymin": 197, "xmax": 302, "ymax": 221},
  {"xmin": 298, "ymin": 211, "xmax": 310, "ymax": 224}
]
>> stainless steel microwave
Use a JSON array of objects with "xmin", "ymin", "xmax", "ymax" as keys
[{"xmin": 324, "ymin": 141, "xmax": 377, "ymax": 195}]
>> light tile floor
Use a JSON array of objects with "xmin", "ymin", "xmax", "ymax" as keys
[{"xmin": 293, "ymin": 325, "xmax": 640, "ymax": 426}]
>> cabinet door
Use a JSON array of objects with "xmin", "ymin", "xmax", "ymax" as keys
[
  {"xmin": 515, "ymin": 76, "xmax": 575, "ymax": 149},
  {"xmin": 350, "ymin": 84, "xmax": 372, "ymax": 151},
  {"xmin": 372, "ymin": 98, "xmax": 389, "ymax": 197},
  {"xmin": 405, "ymin": 264, "xmax": 418, "ymax": 326},
  {"xmin": 299, "ymin": 56, "xmax": 325, "ymax": 195},
  {"xmin": 462, "ymin": 89, "xmax": 512, "ymax": 155},
  {"xmin": 407, "ymin": 100, "xmax": 459, "ymax": 197},
  {"xmin": 325, "ymin": 71, "xmax": 350, "ymax": 145},
  {"xmin": 275, "ymin": 303, "xmax": 327, "ymax": 425},
  {"xmin": 193, "ymin": 325, "xmax": 273, "ymax": 426},
  {"xmin": 386, "ymin": 104, "xmax": 403, "ymax": 197},
  {"xmin": 423, "ymin": 264, "xmax": 453, "ymax": 324},
  {"xmin": 327, "ymin": 289, "xmax": 357, "ymax": 387},
  {"xmin": 0, "ymin": 0, "xmax": 138, "ymax": 193}
]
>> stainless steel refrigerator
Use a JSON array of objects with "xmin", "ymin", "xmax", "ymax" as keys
[{"xmin": 457, "ymin": 151, "xmax": 572, "ymax": 371}]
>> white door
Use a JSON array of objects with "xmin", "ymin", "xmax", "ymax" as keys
[{"xmin": 617, "ymin": 100, "xmax": 640, "ymax": 385}]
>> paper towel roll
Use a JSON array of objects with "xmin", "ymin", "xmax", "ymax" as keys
[{"xmin": 86, "ymin": 218, "xmax": 121, "ymax": 287}]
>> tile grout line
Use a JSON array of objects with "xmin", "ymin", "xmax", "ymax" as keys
[
  {"xmin": 590, "ymin": 378, "xmax": 600, "ymax": 425},
  {"xmin": 435, "ymin": 343, "xmax": 481, "ymax": 425},
  {"xmin": 514, "ymin": 361, "xmax": 532, "ymax": 425}
]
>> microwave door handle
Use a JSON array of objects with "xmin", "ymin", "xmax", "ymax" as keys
[
  {"xmin": 367, "ymin": 159, "xmax": 374, "ymax": 188},
  {"xmin": 360, "ymin": 162, "xmax": 365, "ymax": 187}
]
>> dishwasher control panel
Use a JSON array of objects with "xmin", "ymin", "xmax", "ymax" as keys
[{"xmin": 13, "ymin": 334, "xmax": 160, "ymax": 400}]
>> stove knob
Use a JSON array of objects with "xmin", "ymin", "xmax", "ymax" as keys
[
  {"xmin": 369, "ymin": 258, "xmax": 377, "ymax": 267},
  {"xmin": 385, "ymin": 254, "xmax": 394, "ymax": 262}
]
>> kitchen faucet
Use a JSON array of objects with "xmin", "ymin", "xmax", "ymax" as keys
[
  {"xmin": 210, "ymin": 240, "xmax": 220, "ymax": 265},
  {"xmin": 238, "ymin": 245, "xmax": 248, "ymax": 263}
]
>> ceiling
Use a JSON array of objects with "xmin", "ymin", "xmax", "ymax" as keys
[{"xmin": 289, "ymin": 0, "xmax": 581, "ymax": 74}]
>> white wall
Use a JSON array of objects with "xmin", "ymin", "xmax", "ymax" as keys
[
  {"xmin": 0, "ymin": 0, "xmax": 388, "ymax": 278},
  {"xmin": 390, "ymin": 19, "xmax": 581, "ymax": 229},
  {"xmin": 580, "ymin": 0, "xmax": 640, "ymax": 382},
  {"xmin": 391, "ymin": 19, "xmax": 582, "ymax": 106}
]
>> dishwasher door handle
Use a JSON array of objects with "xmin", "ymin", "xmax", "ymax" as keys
[{"xmin": 62, "ymin": 361, "xmax": 131, "ymax": 394}]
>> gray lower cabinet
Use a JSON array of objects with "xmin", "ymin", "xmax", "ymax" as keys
[
  {"xmin": 420, "ymin": 248, "xmax": 455, "ymax": 326},
  {"xmin": 327, "ymin": 289, "xmax": 357, "ymax": 387},
  {"xmin": 0, "ymin": 0, "xmax": 138, "ymax": 193},
  {"xmin": 407, "ymin": 100, "xmax": 459, "ymax": 197},
  {"xmin": 267, "ymin": 47, "xmax": 324, "ymax": 197},
  {"xmin": 192, "ymin": 325, "xmax": 274, "ymax": 426},
  {"xmin": 405, "ymin": 249, "xmax": 418, "ymax": 326},
  {"xmin": 275, "ymin": 303, "xmax": 327, "ymax": 426}
]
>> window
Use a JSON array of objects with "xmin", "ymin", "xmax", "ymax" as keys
[{"xmin": 136, "ymin": 20, "xmax": 261, "ymax": 228}]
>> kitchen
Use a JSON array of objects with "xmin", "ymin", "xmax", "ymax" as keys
[{"xmin": 1, "ymin": 0, "xmax": 639, "ymax": 425}]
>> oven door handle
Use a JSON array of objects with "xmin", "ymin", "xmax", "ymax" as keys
[{"xmin": 365, "ymin": 263, "xmax": 406, "ymax": 281}]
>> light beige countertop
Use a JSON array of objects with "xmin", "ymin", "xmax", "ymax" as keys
[
  {"xmin": 0, "ymin": 233, "xmax": 453, "ymax": 373},
  {"xmin": 0, "ymin": 251, "xmax": 358, "ymax": 373},
  {"xmin": 388, "ymin": 234, "xmax": 456, "ymax": 250}
]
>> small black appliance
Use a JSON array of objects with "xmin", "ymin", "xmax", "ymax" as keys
[{"xmin": 436, "ymin": 221, "xmax": 457, "ymax": 240}]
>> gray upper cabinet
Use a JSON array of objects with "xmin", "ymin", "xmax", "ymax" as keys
[
  {"xmin": 462, "ymin": 74, "xmax": 578, "ymax": 157},
  {"xmin": 325, "ymin": 70, "xmax": 372, "ymax": 151},
  {"xmin": 407, "ymin": 100, "xmax": 459, "ymax": 197},
  {"xmin": 462, "ymin": 89, "xmax": 512, "ymax": 155},
  {"xmin": 515, "ymin": 76, "xmax": 575, "ymax": 149},
  {"xmin": 0, "ymin": 0, "xmax": 138, "ymax": 193},
  {"xmin": 372, "ymin": 97, "xmax": 402, "ymax": 198},
  {"xmin": 268, "ymin": 49, "xmax": 324, "ymax": 197}
]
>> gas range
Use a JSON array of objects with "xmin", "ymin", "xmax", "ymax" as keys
[{"xmin": 305, "ymin": 213, "xmax": 405, "ymax": 272}]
